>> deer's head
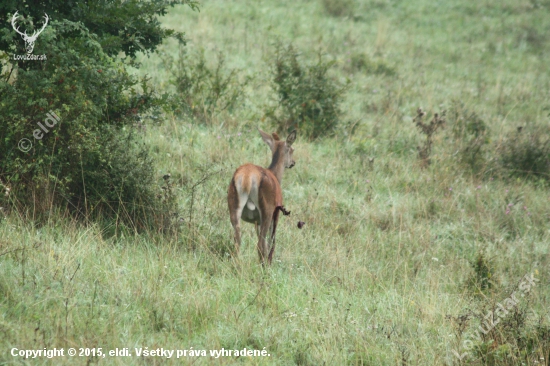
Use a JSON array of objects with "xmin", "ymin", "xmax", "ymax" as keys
[{"xmin": 259, "ymin": 129, "xmax": 297, "ymax": 172}]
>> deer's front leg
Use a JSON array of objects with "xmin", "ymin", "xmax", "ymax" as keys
[
  {"xmin": 267, "ymin": 208, "xmax": 281, "ymax": 264},
  {"xmin": 230, "ymin": 216, "xmax": 242, "ymax": 256}
]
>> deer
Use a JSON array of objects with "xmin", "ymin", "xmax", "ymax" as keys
[
  {"xmin": 227, "ymin": 129, "xmax": 297, "ymax": 265},
  {"xmin": 11, "ymin": 11, "xmax": 49, "ymax": 54}
]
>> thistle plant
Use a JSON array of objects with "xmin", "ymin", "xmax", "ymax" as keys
[{"xmin": 413, "ymin": 108, "xmax": 446, "ymax": 166}]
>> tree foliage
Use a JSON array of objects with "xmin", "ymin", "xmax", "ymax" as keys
[
  {"xmin": 0, "ymin": 1, "xmax": 197, "ymax": 228},
  {"xmin": 267, "ymin": 44, "xmax": 346, "ymax": 140}
]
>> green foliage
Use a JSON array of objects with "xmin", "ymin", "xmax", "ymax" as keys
[
  {"xmin": 0, "ymin": 0, "xmax": 198, "ymax": 67},
  {"xmin": 267, "ymin": 44, "xmax": 346, "ymax": 140},
  {"xmin": 321, "ymin": 0, "xmax": 355, "ymax": 17},
  {"xmin": 449, "ymin": 100, "xmax": 490, "ymax": 174},
  {"xmin": 208, "ymin": 233, "xmax": 233, "ymax": 258},
  {"xmin": 450, "ymin": 101, "xmax": 488, "ymax": 140},
  {"xmin": 517, "ymin": 24, "xmax": 549, "ymax": 55},
  {"xmin": 453, "ymin": 300, "xmax": 548, "ymax": 365},
  {"xmin": 346, "ymin": 52, "xmax": 396, "ymax": 76},
  {"xmin": 496, "ymin": 127, "xmax": 550, "ymax": 183},
  {"xmin": 467, "ymin": 251, "xmax": 494, "ymax": 293},
  {"xmin": 157, "ymin": 174, "xmax": 184, "ymax": 236},
  {"xmin": 164, "ymin": 46, "xmax": 247, "ymax": 124},
  {"xmin": 0, "ymin": 1, "xmax": 197, "ymax": 229},
  {"xmin": 529, "ymin": 0, "xmax": 550, "ymax": 9}
]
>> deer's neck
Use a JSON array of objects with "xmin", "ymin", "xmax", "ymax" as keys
[{"xmin": 268, "ymin": 148, "xmax": 285, "ymax": 184}]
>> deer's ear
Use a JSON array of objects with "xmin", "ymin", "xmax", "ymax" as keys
[
  {"xmin": 258, "ymin": 128, "xmax": 275, "ymax": 151},
  {"xmin": 286, "ymin": 130, "xmax": 297, "ymax": 146}
]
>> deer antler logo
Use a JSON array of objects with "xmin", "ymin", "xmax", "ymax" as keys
[{"xmin": 11, "ymin": 11, "xmax": 49, "ymax": 54}]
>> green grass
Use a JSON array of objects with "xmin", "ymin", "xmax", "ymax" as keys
[{"xmin": 2, "ymin": 0, "xmax": 550, "ymax": 364}]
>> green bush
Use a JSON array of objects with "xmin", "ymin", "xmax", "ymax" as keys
[
  {"xmin": 0, "ymin": 1, "xmax": 197, "ymax": 230},
  {"xmin": 449, "ymin": 100, "xmax": 490, "ymax": 174},
  {"xmin": 165, "ymin": 46, "xmax": 247, "ymax": 124},
  {"xmin": 267, "ymin": 44, "xmax": 346, "ymax": 140},
  {"xmin": 346, "ymin": 52, "xmax": 396, "ymax": 76},
  {"xmin": 0, "ymin": 1, "xmax": 196, "ymax": 63},
  {"xmin": 496, "ymin": 127, "xmax": 550, "ymax": 182},
  {"xmin": 321, "ymin": 0, "xmax": 355, "ymax": 17},
  {"xmin": 466, "ymin": 251, "xmax": 495, "ymax": 293}
]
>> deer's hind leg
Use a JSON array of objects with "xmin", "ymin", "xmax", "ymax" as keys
[{"xmin": 228, "ymin": 181, "xmax": 247, "ymax": 256}]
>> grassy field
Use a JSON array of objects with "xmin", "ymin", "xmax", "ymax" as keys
[{"xmin": 1, "ymin": 0, "xmax": 550, "ymax": 364}]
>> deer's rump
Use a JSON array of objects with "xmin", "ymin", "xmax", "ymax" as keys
[{"xmin": 228, "ymin": 164, "xmax": 282, "ymax": 223}]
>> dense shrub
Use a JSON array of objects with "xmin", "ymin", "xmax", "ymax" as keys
[
  {"xmin": 0, "ymin": 1, "xmax": 196, "ymax": 63},
  {"xmin": 164, "ymin": 46, "xmax": 247, "ymax": 124},
  {"xmin": 449, "ymin": 100, "xmax": 490, "ymax": 174},
  {"xmin": 496, "ymin": 127, "xmax": 550, "ymax": 182},
  {"xmin": 466, "ymin": 252, "xmax": 495, "ymax": 293},
  {"xmin": 0, "ymin": 1, "xmax": 197, "ymax": 229},
  {"xmin": 267, "ymin": 44, "xmax": 346, "ymax": 140}
]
